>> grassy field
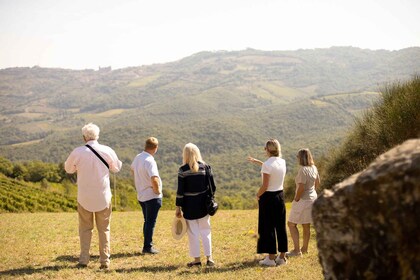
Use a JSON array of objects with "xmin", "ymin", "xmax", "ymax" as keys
[{"xmin": 0, "ymin": 208, "xmax": 323, "ymax": 280}]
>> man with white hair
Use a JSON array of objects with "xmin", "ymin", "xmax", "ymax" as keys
[{"xmin": 65, "ymin": 123, "xmax": 122, "ymax": 270}]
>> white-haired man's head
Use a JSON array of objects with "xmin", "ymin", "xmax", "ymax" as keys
[{"xmin": 82, "ymin": 123, "xmax": 100, "ymax": 141}]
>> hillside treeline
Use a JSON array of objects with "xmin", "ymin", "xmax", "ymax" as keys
[
  {"xmin": 0, "ymin": 157, "xmax": 68, "ymax": 182},
  {"xmin": 0, "ymin": 156, "xmax": 261, "ymax": 213},
  {"xmin": 321, "ymin": 75, "xmax": 420, "ymax": 188}
]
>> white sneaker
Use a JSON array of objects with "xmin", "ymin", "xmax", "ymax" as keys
[
  {"xmin": 275, "ymin": 255, "xmax": 287, "ymax": 266},
  {"xmin": 259, "ymin": 256, "xmax": 276, "ymax": 267}
]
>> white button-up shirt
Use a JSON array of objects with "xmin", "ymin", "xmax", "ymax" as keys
[{"xmin": 65, "ymin": 140, "xmax": 122, "ymax": 212}]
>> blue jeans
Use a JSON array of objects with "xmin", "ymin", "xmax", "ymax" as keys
[{"xmin": 139, "ymin": 198, "xmax": 162, "ymax": 250}]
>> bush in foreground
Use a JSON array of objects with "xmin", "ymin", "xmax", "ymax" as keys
[{"xmin": 321, "ymin": 75, "xmax": 420, "ymax": 188}]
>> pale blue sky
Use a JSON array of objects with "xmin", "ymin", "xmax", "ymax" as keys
[{"xmin": 0, "ymin": 0, "xmax": 419, "ymax": 70}]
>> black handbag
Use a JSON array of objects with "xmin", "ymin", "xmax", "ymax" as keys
[{"xmin": 204, "ymin": 164, "xmax": 218, "ymax": 216}]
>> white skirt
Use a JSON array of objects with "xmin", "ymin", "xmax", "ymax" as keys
[{"xmin": 288, "ymin": 199, "xmax": 315, "ymax": 224}]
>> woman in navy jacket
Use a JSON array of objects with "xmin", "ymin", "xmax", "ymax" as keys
[{"xmin": 175, "ymin": 143, "xmax": 216, "ymax": 267}]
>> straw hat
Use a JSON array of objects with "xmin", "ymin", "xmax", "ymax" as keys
[{"xmin": 172, "ymin": 216, "xmax": 187, "ymax": 240}]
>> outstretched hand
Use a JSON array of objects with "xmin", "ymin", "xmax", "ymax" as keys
[
  {"xmin": 247, "ymin": 156, "xmax": 255, "ymax": 163},
  {"xmin": 247, "ymin": 156, "xmax": 263, "ymax": 166}
]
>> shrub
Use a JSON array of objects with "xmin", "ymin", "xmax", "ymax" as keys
[{"xmin": 321, "ymin": 75, "xmax": 420, "ymax": 188}]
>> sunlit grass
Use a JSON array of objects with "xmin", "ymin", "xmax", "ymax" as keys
[
  {"xmin": 11, "ymin": 139, "xmax": 43, "ymax": 147},
  {"xmin": 311, "ymin": 99, "xmax": 330, "ymax": 107},
  {"xmin": 0, "ymin": 209, "xmax": 323, "ymax": 279},
  {"xmin": 321, "ymin": 91, "xmax": 380, "ymax": 99},
  {"xmin": 95, "ymin": 109, "xmax": 128, "ymax": 117},
  {"xmin": 127, "ymin": 74, "xmax": 161, "ymax": 87},
  {"xmin": 78, "ymin": 109, "xmax": 131, "ymax": 120}
]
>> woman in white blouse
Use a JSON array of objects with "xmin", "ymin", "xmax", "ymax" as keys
[
  {"xmin": 287, "ymin": 148, "xmax": 320, "ymax": 257},
  {"xmin": 247, "ymin": 139, "xmax": 288, "ymax": 267}
]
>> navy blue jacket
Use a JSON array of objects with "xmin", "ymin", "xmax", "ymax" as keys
[{"xmin": 176, "ymin": 162, "xmax": 216, "ymax": 220}]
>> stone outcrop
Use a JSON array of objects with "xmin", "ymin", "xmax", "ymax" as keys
[{"xmin": 313, "ymin": 139, "xmax": 420, "ymax": 280}]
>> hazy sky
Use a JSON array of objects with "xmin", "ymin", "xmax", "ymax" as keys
[{"xmin": 1, "ymin": 0, "xmax": 419, "ymax": 70}]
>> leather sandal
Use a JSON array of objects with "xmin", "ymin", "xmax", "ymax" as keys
[{"xmin": 187, "ymin": 261, "xmax": 202, "ymax": 267}]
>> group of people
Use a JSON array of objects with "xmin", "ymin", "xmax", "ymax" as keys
[{"xmin": 64, "ymin": 123, "xmax": 320, "ymax": 270}]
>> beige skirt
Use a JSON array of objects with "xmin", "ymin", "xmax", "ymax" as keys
[{"xmin": 288, "ymin": 199, "xmax": 315, "ymax": 224}]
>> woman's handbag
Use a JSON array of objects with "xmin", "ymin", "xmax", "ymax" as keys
[
  {"xmin": 204, "ymin": 164, "xmax": 218, "ymax": 216},
  {"xmin": 206, "ymin": 195, "xmax": 218, "ymax": 216}
]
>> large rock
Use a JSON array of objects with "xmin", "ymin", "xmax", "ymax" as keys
[{"xmin": 313, "ymin": 139, "xmax": 420, "ymax": 280}]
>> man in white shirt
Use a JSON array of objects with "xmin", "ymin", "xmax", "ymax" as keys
[
  {"xmin": 65, "ymin": 123, "xmax": 122, "ymax": 270},
  {"xmin": 131, "ymin": 137, "xmax": 162, "ymax": 254}
]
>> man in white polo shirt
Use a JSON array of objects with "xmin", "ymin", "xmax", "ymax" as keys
[
  {"xmin": 131, "ymin": 137, "xmax": 162, "ymax": 254},
  {"xmin": 65, "ymin": 123, "xmax": 122, "ymax": 270}
]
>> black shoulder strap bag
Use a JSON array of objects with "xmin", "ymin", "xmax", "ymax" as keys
[
  {"xmin": 85, "ymin": 144, "xmax": 109, "ymax": 169},
  {"xmin": 204, "ymin": 164, "xmax": 218, "ymax": 216}
]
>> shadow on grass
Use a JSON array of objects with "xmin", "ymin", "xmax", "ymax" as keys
[
  {"xmin": 0, "ymin": 251, "xmax": 150, "ymax": 277},
  {"xmin": 113, "ymin": 259, "xmax": 259, "ymax": 275},
  {"xmin": 176, "ymin": 260, "xmax": 259, "ymax": 276},
  {"xmin": 0, "ymin": 265, "xmax": 68, "ymax": 277},
  {"xmin": 0, "ymin": 257, "xmax": 259, "ymax": 277},
  {"xmin": 55, "ymin": 251, "xmax": 143, "ymax": 263},
  {"xmin": 115, "ymin": 265, "xmax": 180, "ymax": 273}
]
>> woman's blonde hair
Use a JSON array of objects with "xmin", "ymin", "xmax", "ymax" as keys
[
  {"xmin": 183, "ymin": 143, "xmax": 203, "ymax": 172},
  {"xmin": 265, "ymin": 139, "xmax": 282, "ymax": 157},
  {"xmin": 297, "ymin": 148, "xmax": 315, "ymax": 166}
]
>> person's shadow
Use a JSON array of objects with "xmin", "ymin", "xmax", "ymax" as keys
[
  {"xmin": 114, "ymin": 259, "xmax": 260, "ymax": 275},
  {"xmin": 0, "ymin": 253, "xmax": 259, "ymax": 277},
  {"xmin": 0, "ymin": 252, "xmax": 143, "ymax": 277},
  {"xmin": 0, "ymin": 265, "xmax": 67, "ymax": 277}
]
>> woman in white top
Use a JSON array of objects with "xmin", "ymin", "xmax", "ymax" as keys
[
  {"xmin": 287, "ymin": 148, "xmax": 320, "ymax": 257},
  {"xmin": 247, "ymin": 139, "xmax": 288, "ymax": 267}
]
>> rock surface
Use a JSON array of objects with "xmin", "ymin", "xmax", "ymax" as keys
[{"xmin": 313, "ymin": 139, "xmax": 420, "ymax": 280}]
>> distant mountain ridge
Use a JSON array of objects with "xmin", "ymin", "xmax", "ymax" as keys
[
  {"xmin": 1, "ymin": 47, "xmax": 418, "ymax": 114},
  {"xmin": 0, "ymin": 46, "xmax": 419, "ymax": 203}
]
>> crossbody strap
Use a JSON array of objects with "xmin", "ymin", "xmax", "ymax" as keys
[
  {"xmin": 204, "ymin": 164, "xmax": 214, "ymax": 196},
  {"xmin": 85, "ymin": 144, "xmax": 109, "ymax": 169}
]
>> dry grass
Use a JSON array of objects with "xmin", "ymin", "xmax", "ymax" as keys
[
  {"xmin": 95, "ymin": 109, "xmax": 128, "ymax": 117},
  {"xmin": 0, "ymin": 209, "xmax": 323, "ymax": 279},
  {"xmin": 10, "ymin": 139, "xmax": 43, "ymax": 147},
  {"xmin": 127, "ymin": 74, "xmax": 161, "ymax": 87}
]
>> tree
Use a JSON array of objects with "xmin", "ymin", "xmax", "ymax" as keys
[
  {"xmin": 0, "ymin": 157, "xmax": 13, "ymax": 176},
  {"xmin": 12, "ymin": 163, "xmax": 27, "ymax": 180}
]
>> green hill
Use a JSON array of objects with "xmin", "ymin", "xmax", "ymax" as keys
[{"xmin": 0, "ymin": 47, "xmax": 419, "ymax": 211}]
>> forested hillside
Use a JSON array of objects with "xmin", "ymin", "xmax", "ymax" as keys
[{"xmin": 1, "ymin": 47, "xmax": 419, "ymax": 211}]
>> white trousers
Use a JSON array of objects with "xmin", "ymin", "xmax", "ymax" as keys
[{"xmin": 186, "ymin": 215, "xmax": 212, "ymax": 258}]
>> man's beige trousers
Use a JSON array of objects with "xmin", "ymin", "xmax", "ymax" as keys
[{"xmin": 78, "ymin": 203, "xmax": 112, "ymax": 265}]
